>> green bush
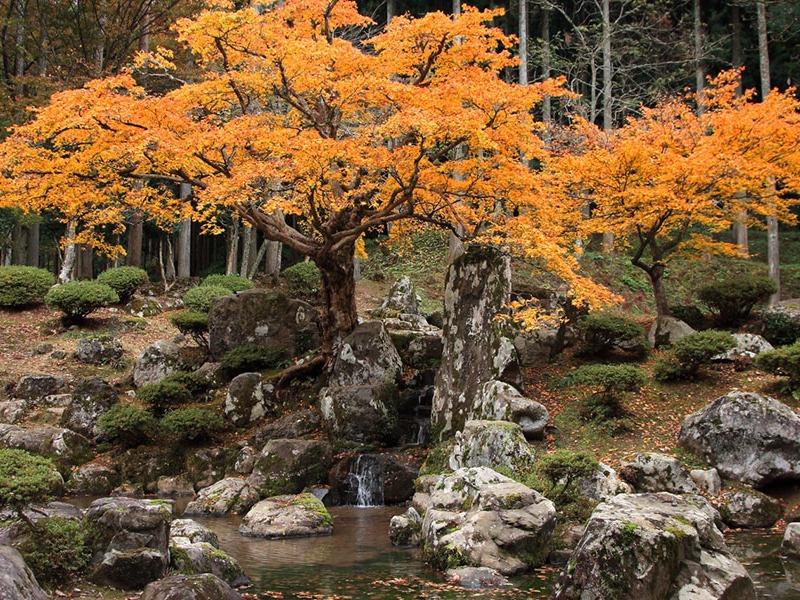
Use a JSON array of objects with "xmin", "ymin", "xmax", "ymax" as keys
[
  {"xmin": 19, "ymin": 516, "xmax": 91, "ymax": 585},
  {"xmin": 136, "ymin": 381, "xmax": 192, "ymax": 416},
  {"xmin": 221, "ymin": 343, "xmax": 287, "ymax": 375},
  {"xmin": 698, "ymin": 274, "xmax": 776, "ymax": 326},
  {"xmin": 535, "ymin": 450, "xmax": 599, "ymax": 523},
  {"xmin": 762, "ymin": 309, "xmax": 800, "ymax": 347},
  {"xmin": 170, "ymin": 311, "xmax": 209, "ymax": 347},
  {"xmin": 182, "ymin": 285, "xmax": 231, "ymax": 313},
  {"xmin": 161, "ymin": 371, "xmax": 209, "ymax": 395},
  {"xmin": 572, "ymin": 364, "xmax": 646, "ymax": 421},
  {"xmin": 45, "ymin": 281, "xmax": 119, "ymax": 320},
  {"xmin": 282, "ymin": 261, "xmax": 320, "ymax": 300},
  {"xmin": 0, "ymin": 266, "xmax": 55, "ymax": 307},
  {"xmin": 0, "ymin": 449, "xmax": 62, "ymax": 513},
  {"xmin": 577, "ymin": 312, "xmax": 647, "ymax": 358},
  {"xmin": 654, "ymin": 330, "xmax": 736, "ymax": 381},
  {"xmin": 161, "ymin": 406, "xmax": 225, "ymax": 443},
  {"xmin": 96, "ymin": 266, "xmax": 148, "ymax": 303},
  {"xmin": 201, "ymin": 274, "xmax": 255, "ymax": 292},
  {"xmin": 670, "ymin": 305, "xmax": 707, "ymax": 330},
  {"xmin": 756, "ymin": 341, "xmax": 800, "ymax": 389},
  {"xmin": 97, "ymin": 403, "xmax": 157, "ymax": 446}
]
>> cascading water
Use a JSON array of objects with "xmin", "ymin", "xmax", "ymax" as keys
[{"xmin": 348, "ymin": 454, "xmax": 385, "ymax": 507}]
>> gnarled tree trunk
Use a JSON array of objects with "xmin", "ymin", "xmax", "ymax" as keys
[{"xmin": 315, "ymin": 242, "xmax": 359, "ymax": 365}]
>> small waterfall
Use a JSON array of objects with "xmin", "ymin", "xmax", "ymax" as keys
[{"xmin": 347, "ymin": 454, "xmax": 384, "ymax": 507}]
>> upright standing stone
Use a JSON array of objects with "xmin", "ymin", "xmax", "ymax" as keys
[{"xmin": 432, "ymin": 245, "xmax": 513, "ymax": 439}]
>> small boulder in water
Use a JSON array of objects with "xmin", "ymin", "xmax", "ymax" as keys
[{"xmin": 239, "ymin": 493, "xmax": 333, "ymax": 539}]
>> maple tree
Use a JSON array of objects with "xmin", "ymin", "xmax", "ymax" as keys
[
  {"xmin": 0, "ymin": 0, "xmax": 614, "ymax": 366},
  {"xmin": 547, "ymin": 70, "xmax": 800, "ymax": 316}
]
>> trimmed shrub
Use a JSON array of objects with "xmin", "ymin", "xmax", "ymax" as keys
[
  {"xmin": 201, "ymin": 274, "xmax": 255, "ymax": 292},
  {"xmin": 756, "ymin": 341, "xmax": 800, "ymax": 389},
  {"xmin": 0, "ymin": 266, "xmax": 55, "ymax": 307},
  {"xmin": 45, "ymin": 281, "xmax": 119, "ymax": 320},
  {"xmin": 572, "ymin": 364, "xmax": 646, "ymax": 421},
  {"xmin": 221, "ymin": 343, "xmax": 287, "ymax": 375},
  {"xmin": 762, "ymin": 309, "xmax": 800, "ymax": 347},
  {"xmin": 182, "ymin": 285, "xmax": 231, "ymax": 313},
  {"xmin": 670, "ymin": 305, "xmax": 707, "ymax": 330},
  {"xmin": 170, "ymin": 311, "xmax": 209, "ymax": 347},
  {"xmin": 535, "ymin": 450, "xmax": 599, "ymax": 523},
  {"xmin": 161, "ymin": 371, "xmax": 209, "ymax": 395},
  {"xmin": 698, "ymin": 274, "xmax": 776, "ymax": 326},
  {"xmin": 19, "ymin": 516, "xmax": 91, "ymax": 585},
  {"xmin": 282, "ymin": 261, "xmax": 320, "ymax": 300},
  {"xmin": 577, "ymin": 312, "xmax": 647, "ymax": 358},
  {"xmin": 97, "ymin": 403, "xmax": 157, "ymax": 447},
  {"xmin": 0, "ymin": 449, "xmax": 61, "ymax": 513},
  {"xmin": 136, "ymin": 381, "xmax": 192, "ymax": 416},
  {"xmin": 96, "ymin": 266, "xmax": 148, "ymax": 303},
  {"xmin": 160, "ymin": 406, "xmax": 225, "ymax": 443},
  {"xmin": 654, "ymin": 329, "xmax": 736, "ymax": 381}
]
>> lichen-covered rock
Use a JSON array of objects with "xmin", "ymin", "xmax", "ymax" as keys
[
  {"xmin": 67, "ymin": 462, "xmax": 121, "ymax": 496},
  {"xmin": 782, "ymin": 523, "xmax": 800, "ymax": 558},
  {"xmin": 712, "ymin": 333, "xmax": 773, "ymax": 362},
  {"xmin": 157, "ymin": 475, "xmax": 195, "ymax": 496},
  {"xmin": 0, "ymin": 423, "xmax": 91, "ymax": 472},
  {"xmin": 61, "ymin": 377, "xmax": 119, "ymax": 440},
  {"xmin": 329, "ymin": 321, "xmax": 402, "ymax": 388},
  {"xmin": 621, "ymin": 453, "xmax": 699, "ymax": 494},
  {"xmin": 252, "ymin": 439, "xmax": 332, "ymax": 497},
  {"xmin": 432, "ymin": 245, "xmax": 519, "ymax": 439},
  {"xmin": 319, "ymin": 384, "xmax": 398, "ymax": 446},
  {"xmin": 573, "ymin": 462, "xmax": 633, "ymax": 502},
  {"xmin": 184, "ymin": 478, "xmax": 261, "ymax": 516},
  {"xmin": 553, "ymin": 493, "xmax": 755, "ymax": 600},
  {"xmin": 248, "ymin": 408, "xmax": 320, "ymax": 448},
  {"xmin": 0, "ymin": 400, "xmax": 26, "ymax": 423},
  {"xmin": 74, "ymin": 336, "xmax": 124, "ymax": 365},
  {"xmin": 0, "ymin": 545, "xmax": 47, "ymax": 600},
  {"xmin": 448, "ymin": 420, "xmax": 535, "ymax": 473},
  {"xmin": 678, "ymin": 391, "xmax": 800, "ymax": 487},
  {"xmin": 513, "ymin": 327, "xmax": 561, "ymax": 367},
  {"xmin": 169, "ymin": 538, "xmax": 249, "ymax": 587},
  {"xmin": 648, "ymin": 316, "xmax": 695, "ymax": 349},
  {"xmin": 85, "ymin": 496, "xmax": 173, "ymax": 590},
  {"xmin": 389, "ymin": 507, "xmax": 423, "ymax": 547},
  {"xmin": 420, "ymin": 467, "xmax": 556, "ymax": 575},
  {"xmin": 170, "ymin": 520, "xmax": 219, "ymax": 547},
  {"xmin": 719, "ymin": 490, "xmax": 782, "ymax": 529},
  {"xmin": 133, "ymin": 340, "xmax": 185, "ymax": 388},
  {"xmin": 470, "ymin": 381, "xmax": 549, "ymax": 439},
  {"xmin": 446, "ymin": 567, "xmax": 508, "ymax": 589},
  {"xmin": 208, "ymin": 291, "xmax": 320, "ymax": 359},
  {"xmin": 380, "ymin": 276, "xmax": 420, "ymax": 315},
  {"xmin": 141, "ymin": 574, "xmax": 244, "ymax": 600},
  {"xmin": 12, "ymin": 374, "xmax": 67, "ymax": 401},
  {"xmin": 118, "ymin": 446, "xmax": 184, "ymax": 494},
  {"xmin": 239, "ymin": 493, "xmax": 333, "ymax": 538},
  {"xmin": 690, "ymin": 468, "xmax": 722, "ymax": 496},
  {"xmin": 224, "ymin": 372, "xmax": 274, "ymax": 427}
]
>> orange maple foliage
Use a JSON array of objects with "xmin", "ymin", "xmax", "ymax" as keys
[
  {"xmin": 545, "ymin": 70, "xmax": 800, "ymax": 315},
  {"xmin": 0, "ymin": 0, "xmax": 609, "ymax": 361}
]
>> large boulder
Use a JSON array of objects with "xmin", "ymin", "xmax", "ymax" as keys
[
  {"xmin": 470, "ymin": 380, "xmax": 549, "ymax": 439},
  {"xmin": 431, "ymin": 245, "xmax": 519, "ymax": 439},
  {"xmin": 224, "ymin": 372, "xmax": 274, "ymax": 427},
  {"xmin": 12, "ymin": 374, "xmax": 67, "ymax": 402},
  {"xmin": 678, "ymin": 391, "xmax": 800, "ymax": 487},
  {"xmin": 553, "ymin": 493, "xmax": 755, "ymax": 600},
  {"xmin": 448, "ymin": 420, "xmax": 535, "ymax": 474},
  {"xmin": 252, "ymin": 439, "xmax": 333, "ymax": 496},
  {"xmin": 782, "ymin": 523, "xmax": 800, "ymax": 558},
  {"xmin": 61, "ymin": 377, "xmax": 119, "ymax": 440},
  {"xmin": 0, "ymin": 400, "xmax": 26, "ymax": 424},
  {"xmin": 67, "ymin": 462, "xmax": 121, "ymax": 496},
  {"xmin": 133, "ymin": 340, "xmax": 185, "ymax": 388},
  {"xmin": 85, "ymin": 496, "xmax": 173, "ymax": 590},
  {"xmin": 184, "ymin": 478, "xmax": 261, "ymax": 516},
  {"xmin": 319, "ymin": 385, "xmax": 399, "ymax": 446},
  {"xmin": 208, "ymin": 291, "xmax": 320, "ymax": 359},
  {"xmin": 239, "ymin": 493, "xmax": 333, "ymax": 538},
  {"xmin": 0, "ymin": 423, "xmax": 91, "ymax": 472},
  {"xmin": 74, "ymin": 335, "xmax": 124, "ymax": 365},
  {"xmin": 419, "ymin": 467, "xmax": 556, "ymax": 575},
  {"xmin": 711, "ymin": 333, "xmax": 773, "ymax": 362},
  {"xmin": 329, "ymin": 321, "xmax": 402, "ymax": 388},
  {"xmin": 380, "ymin": 276, "xmax": 420, "ymax": 315},
  {"xmin": 0, "ymin": 545, "xmax": 47, "ymax": 600},
  {"xmin": 248, "ymin": 408, "xmax": 320, "ymax": 448},
  {"xmin": 170, "ymin": 519, "xmax": 219, "ymax": 547},
  {"xmin": 719, "ymin": 490, "xmax": 782, "ymax": 529},
  {"xmin": 620, "ymin": 453, "xmax": 699, "ymax": 494},
  {"xmin": 648, "ymin": 316, "xmax": 695, "ymax": 349},
  {"xmin": 141, "ymin": 574, "xmax": 244, "ymax": 600},
  {"xmin": 573, "ymin": 462, "xmax": 633, "ymax": 502},
  {"xmin": 169, "ymin": 538, "xmax": 249, "ymax": 587}
]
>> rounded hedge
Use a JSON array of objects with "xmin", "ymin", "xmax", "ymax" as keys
[
  {"xmin": 161, "ymin": 406, "xmax": 225, "ymax": 443},
  {"xmin": 19, "ymin": 516, "xmax": 91, "ymax": 585},
  {"xmin": 282, "ymin": 261, "xmax": 320, "ymax": 300},
  {"xmin": 45, "ymin": 281, "xmax": 119, "ymax": 320},
  {"xmin": 137, "ymin": 380, "xmax": 192, "ymax": 416},
  {"xmin": 0, "ymin": 449, "xmax": 62, "ymax": 512},
  {"xmin": 98, "ymin": 403, "xmax": 157, "ymax": 447},
  {"xmin": 201, "ymin": 274, "xmax": 255, "ymax": 292},
  {"xmin": 0, "ymin": 266, "xmax": 55, "ymax": 308},
  {"xmin": 183, "ymin": 285, "xmax": 231, "ymax": 313},
  {"xmin": 170, "ymin": 311, "xmax": 210, "ymax": 346},
  {"xmin": 698, "ymin": 273, "xmax": 776, "ymax": 326},
  {"xmin": 97, "ymin": 266, "xmax": 148, "ymax": 303}
]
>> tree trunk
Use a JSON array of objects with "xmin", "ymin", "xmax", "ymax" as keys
[
  {"xmin": 226, "ymin": 218, "xmax": 240, "ymax": 275},
  {"xmin": 11, "ymin": 223, "xmax": 24, "ymax": 265},
  {"xmin": 26, "ymin": 222, "xmax": 39, "ymax": 267},
  {"xmin": 730, "ymin": 5, "xmax": 748, "ymax": 251},
  {"xmin": 647, "ymin": 265, "xmax": 671, "ymax": 317},
  {"xmin": 265, "ymin": 240, "xmax": 282, "ymax": 281},
  {"xmin": 519, "ymin": 0, "xmax": 527, "ymax": 85},
  {"xmin": 77, "ymin": 245, "xmax": 93, "ymax": 279},
  {"xmin": 693, "ymin": 0, "xmax": 704, "ymax": 98},
  {"xmin": 127, "ymin": 211, "xmax": 143, "ymax": 267},
  {"xmin": 387, "ymin": 0, "xmax": 395, "ymax": 24},
  {"xmin": 316, "ymin": 243, "xmax": 359, "ymax": 364},
  {"xmin": 757, "ymin": 1, "xmax": 780, "ymax": 305},
  {"xmin": 601, "ymin": 0, "xmax": 614, "ymax": 254},
  {"xmin": 541, "ymin": 5, "xmax": 552, "ymax": 137},
  {"xmin": 177, "ymin": 182, "xmax": 192, "ymax": 278},
  {"xmin": 59, "ymin": 222, "xmax": 77, "ymax": 283}
]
